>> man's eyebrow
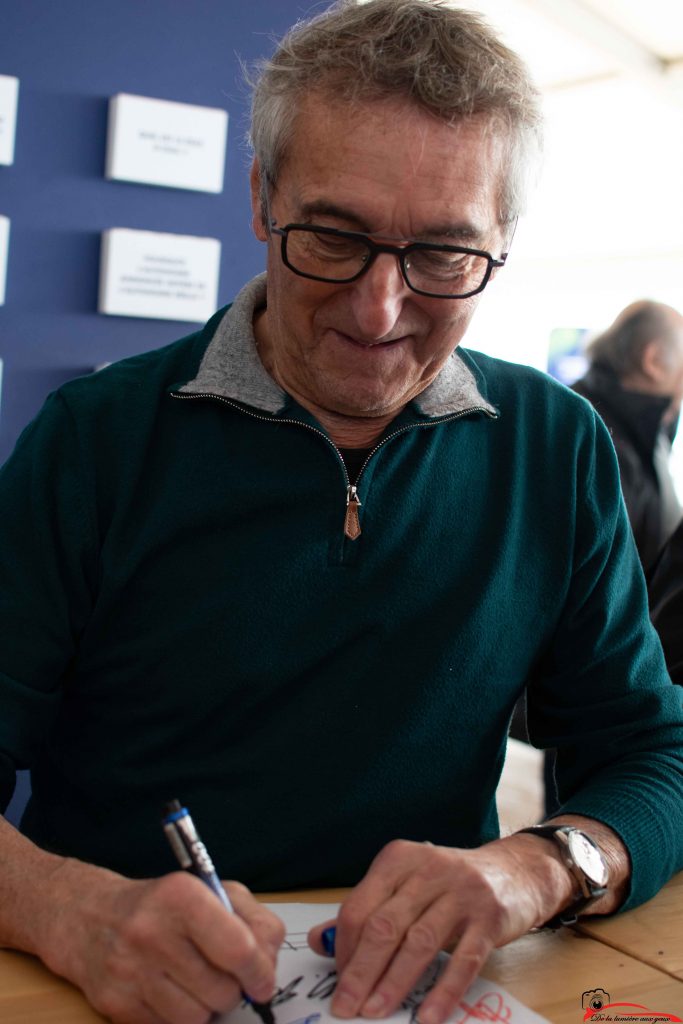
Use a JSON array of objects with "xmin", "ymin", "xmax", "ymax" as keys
[
  {"xmin": 296, "ymin": 201, "xmax": 370, "ymax": 230},
  {"xmin": 418, "ymin": 224, "xmax": 483, "ymax": 243},
  {"xmin": 294, "ymin": 201, "xmax": 487, "ymax": 245}
]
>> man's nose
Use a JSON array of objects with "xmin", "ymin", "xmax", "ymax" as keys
[{"xmin": 348, "ymin": 253, "xmax": 410, "ymax": 340}]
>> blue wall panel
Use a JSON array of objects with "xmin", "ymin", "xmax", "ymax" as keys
[{"xmin": 0, "ymin": 0, "xmax": 314, "ymax": 462}]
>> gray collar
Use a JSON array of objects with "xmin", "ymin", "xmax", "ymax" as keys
[{"xmin": 179, "ymin": 273, "xmax": 497, "ymax": 418}]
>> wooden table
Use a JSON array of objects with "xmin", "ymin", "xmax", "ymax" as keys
[
  {"xmin": 1, "ymin": 877, "xmax": 681, "ymax": 1023},
  {"xmin": 576, "ymin": 869, "xmax": 683, "ymax": 981}
]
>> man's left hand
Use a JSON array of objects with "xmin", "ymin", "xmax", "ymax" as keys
[{"xmin": 308, "ymin": 835, "xmax": 576, "ymax": 1024}]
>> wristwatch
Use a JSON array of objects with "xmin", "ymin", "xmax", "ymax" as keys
[{"xmin": 517, "ymin": 825, "xmax": 609, "ymax": 928}]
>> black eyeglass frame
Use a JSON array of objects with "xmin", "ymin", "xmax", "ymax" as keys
[{"xmin": 269, "ymin": 220, "xmax": 508, "ymax": 299}]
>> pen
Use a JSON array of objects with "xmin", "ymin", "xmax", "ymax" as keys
[{"xmin": 162, "ymin": 799, "xmax": 276, "ymax": 1024}]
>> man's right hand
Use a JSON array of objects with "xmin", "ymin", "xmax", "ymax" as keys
[
  {"xmin": 0, "ymin": 819, "xmax": 284, "ymax": 1024},
  {"xmin": 47, "ymin": 863, "xmax": 284, "ymax": 1023}
]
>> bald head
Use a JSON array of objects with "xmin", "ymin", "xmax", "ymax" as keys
[{"xmin": 587, "ymin": 300, "xmax": 683, "ymax": 399}]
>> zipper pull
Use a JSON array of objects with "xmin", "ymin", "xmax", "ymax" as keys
[{"xmin": 344, "ymin": 485, "xmax": 362, "ymax": 540}]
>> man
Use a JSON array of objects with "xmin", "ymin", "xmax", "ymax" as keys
[
  {"xmin": 0, "ymin": 2, "xmax": 682, "ymax": 1023},
  {"xmin": 572, "ymin": 300, "xmax": 683, "ymax": 571}
]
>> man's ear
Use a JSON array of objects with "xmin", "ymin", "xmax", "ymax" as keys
[
  {"xmin": 490, "ymin": 219, "xmax": 516, "ymax": 279},
  {"xmin": 250, "ymin": 159, "xmax": 268, "ymax": 241},
  {"xmin": 641, "ymin": 339, "xmax": 669, "ymax": 385},
  {"xmin": 500, "ymin": 217, "xmax": 518, "ymax": 256}
]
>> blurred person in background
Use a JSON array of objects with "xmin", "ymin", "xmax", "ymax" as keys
[{"xmin": 572, "ymin": 300, "xmax": 683, "ymax": 571}]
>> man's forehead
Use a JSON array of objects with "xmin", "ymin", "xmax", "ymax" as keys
[{"xmin": 278, "ymin": 96, "xmax": 507, "ymax": 240}]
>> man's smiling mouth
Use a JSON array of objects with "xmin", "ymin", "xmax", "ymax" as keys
[{"xmin": 333, "ymin": 329, "xmax": 407, "ymax": 349}]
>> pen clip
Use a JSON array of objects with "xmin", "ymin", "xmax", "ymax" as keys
[{"xmin": 163, "ymin": 821, "xmax": 193, "ymax": 869}]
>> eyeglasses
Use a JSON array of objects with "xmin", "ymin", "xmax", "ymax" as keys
[{"xmin": 269, "ymin": 220, "xmax": 507, "ymax": 299}]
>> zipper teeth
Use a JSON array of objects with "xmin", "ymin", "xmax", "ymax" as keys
[
  {"xmin": 354, "ymin": 406, "xmax": 497, "ymax": 484},
  {"xmin": 170, "ymin": 390, "xmax": 497, "ymax": 486},
  {"xmin": 170, "ymin": 390, "xmax": 352, "ymax": 485}
]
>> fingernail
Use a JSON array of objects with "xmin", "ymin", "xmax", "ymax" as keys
[
  {"xmin": 332, "ymin": 990, "xmax": 357, "ymax": 1017},
  {"xmin": 417, "ymin": 1007, "xmax": 442, "ymax": 1024},
  {"xmin": 251, "ymin": 983, "xmax": 276, "ymax": 1003},
  {"xmin": 362, "ymin": 992, "xmax": 387, "ymax": 1016},
  {"xmin": 321, "ymin": 926, "xmax": 337, "ymax": 956}
]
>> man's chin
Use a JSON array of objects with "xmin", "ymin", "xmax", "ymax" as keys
[{"xmin": 321, "ymin": 391, "xmax": 408, "ymax": 421}]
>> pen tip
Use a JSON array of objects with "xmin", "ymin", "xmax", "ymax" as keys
[
  {"xmin": 252, "ymin": 1001, "xmax": 275, "ymax": 1024},
  {"xmin": 162, "ymin": 798, "xmax": 182, "ymax": 816}
]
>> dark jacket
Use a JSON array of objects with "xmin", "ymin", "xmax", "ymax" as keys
[
  {"xmin": 572, "ymin": 364, "xmax": 673, "ymax": 570},
  {"xmin": 649, "ymin": 520, "xmax": 683, "ymax": 684}
]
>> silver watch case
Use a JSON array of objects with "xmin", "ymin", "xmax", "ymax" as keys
[{"xmin": 554, "ymin": 826, "xmax": 609, "ymax": 897}]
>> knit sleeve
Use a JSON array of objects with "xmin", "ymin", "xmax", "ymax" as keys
[
  {"xmin": 526, "ymin": 409, "xmax": 683, "ymax": 910},
  {"xmin": 0, "ymin": 391, "xmax": 98, "ymax": 811}
]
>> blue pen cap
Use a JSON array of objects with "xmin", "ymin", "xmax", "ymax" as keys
[{"xmin": 321, "ymin": 926, "xmax": 336, "ymax": 957}]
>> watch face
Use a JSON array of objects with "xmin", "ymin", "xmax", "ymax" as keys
[{"xmin": 568, "ymin": 830, "xmax": 609, "ymax": 887}]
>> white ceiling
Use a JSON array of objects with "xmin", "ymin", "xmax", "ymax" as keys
[
  {"xmin": 577, "ymin": 0, "xmax": 683, "ymax": 61},
  {"xmin": 454, "ymin": 0, "xmax": 683, "ymax": 96}
]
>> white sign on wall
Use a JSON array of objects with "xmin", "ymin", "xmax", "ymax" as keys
[
  {"xmin": 105, "ymin": 93, "xmax": 228, "ymax": 193},
  {"xmin": 98, "ymin": 227, "xmax": 221, "ymax": 323},
  {"xmin": 0, "ymin": 215, "xmax": 10, "ymax": 305},
  {"xmin": 0, "ymin": 75, "xmax": 19, "ymax": 166}
]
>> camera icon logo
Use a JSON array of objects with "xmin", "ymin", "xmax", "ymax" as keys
[{"xmin": 582, "ymin": 989, "xmax": 610, "ymax": 1011}]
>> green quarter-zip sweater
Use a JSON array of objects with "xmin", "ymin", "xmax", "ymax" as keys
[{"xmin": 1, "ymin": 275, "xmax": 682, "ymax": 907}]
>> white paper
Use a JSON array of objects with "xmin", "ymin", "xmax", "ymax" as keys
[
  {"xmin": 221, "ymin": 904, "xmax": 549, "ymax": 1024},
  {"xmin": 105, "ymin": 92, "xmax": 228, "ymax": 193},
  {"xmin": 0, "ymin": 215, "xmax": 9, "ymax": 305},
  {"xmin": 98, "ymin": 227, "xmax": 221, "ymax": 323},
  {"xmin": 0, "ymin": 75, "xmax": 19, "ymax": 165}
]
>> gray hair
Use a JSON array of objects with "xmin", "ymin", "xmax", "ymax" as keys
[
  {"xmin": 588, "ymin": 301, "xmax": 683, "ymax": 377},
  {"xmin": 248, "ymin": 0, "xmax": 543, "ymax": 228}
]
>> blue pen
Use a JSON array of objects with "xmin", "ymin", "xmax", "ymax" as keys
[{"xmin": 162, "ymin": 799, "xmax": 275, "ymax": 1024}]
